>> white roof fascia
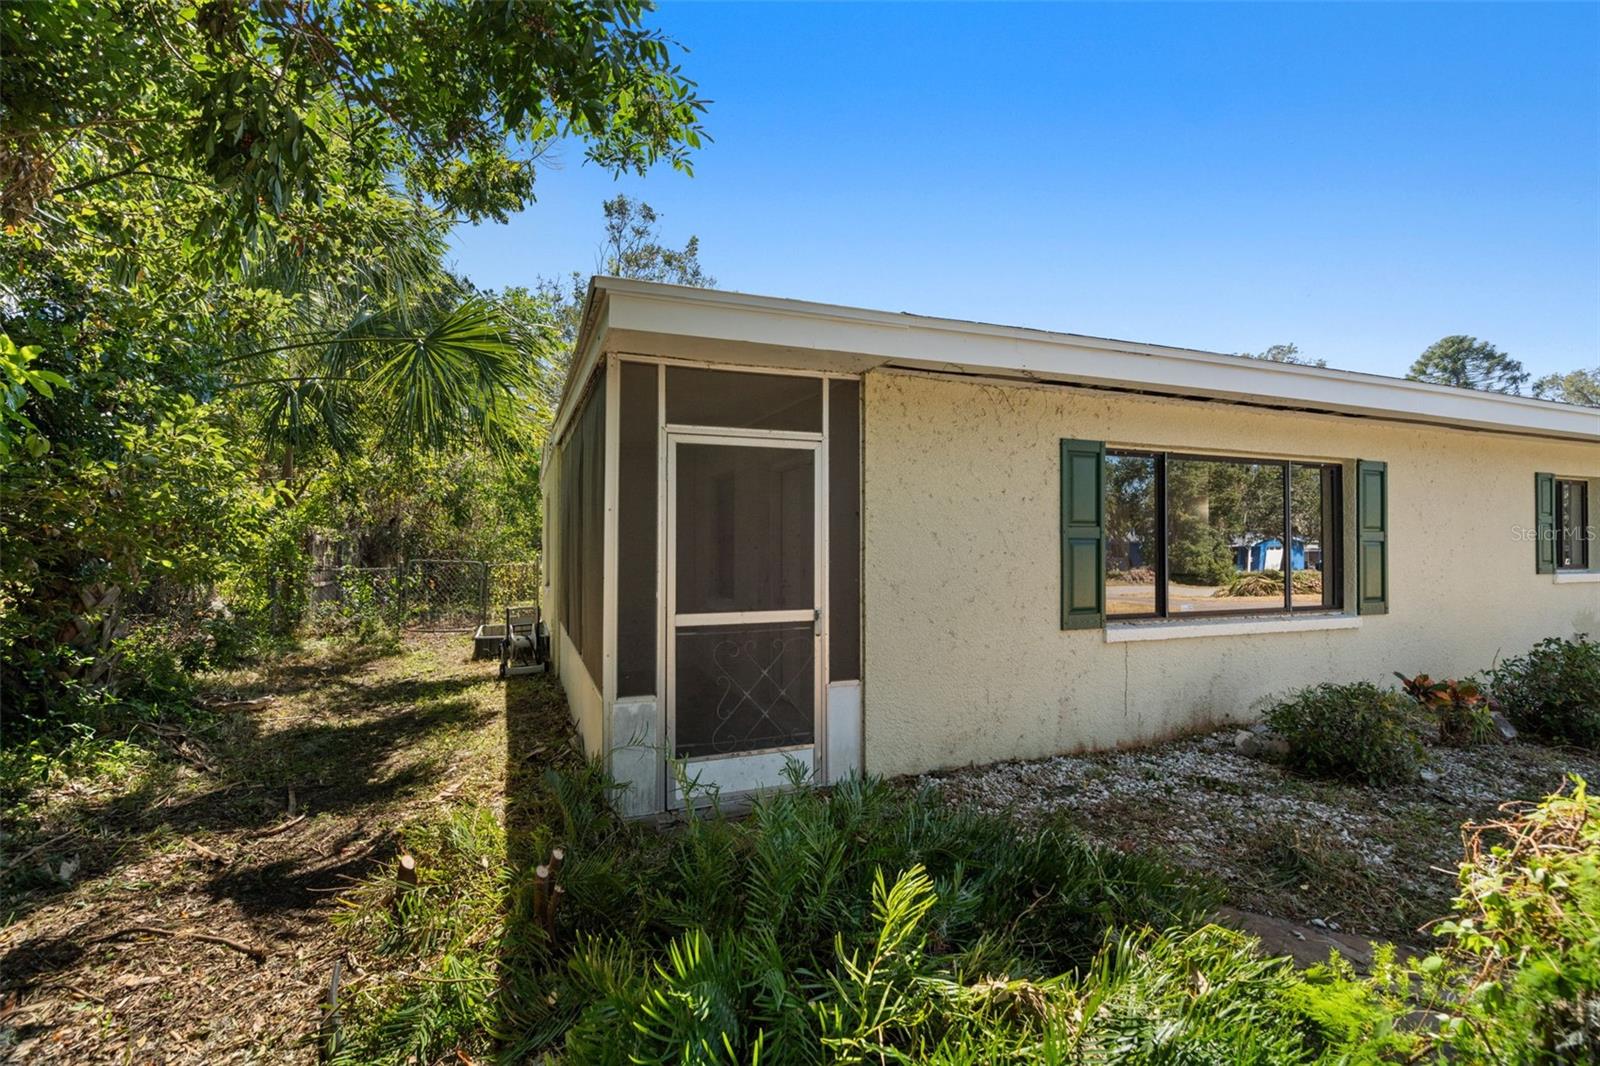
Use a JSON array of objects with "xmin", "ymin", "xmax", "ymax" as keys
[
  {"xmin": 559, "ymin": 277, "xmax": 1600, "ymax": 444},
  {"xmin": 548, "ymin": 281, "xmax": 610, "ymax": 448}
]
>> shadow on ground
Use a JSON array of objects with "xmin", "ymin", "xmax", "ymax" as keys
[
  {"xmin": 0, "ymin": 636, "xmax": 501, "ymax": 991},
  {"xmin": 497, "ymin": 665, "xmax": 587, "ymax": 1053}
]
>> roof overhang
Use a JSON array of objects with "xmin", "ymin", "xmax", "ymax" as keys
[{"xmin": 551, "ymin": 276, "xmax": 1600, "ymax": 446}]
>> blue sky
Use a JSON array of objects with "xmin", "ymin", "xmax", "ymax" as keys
[{"xmin": 448, "ymin": 2, "xmax": 1600, "ymax": 381}]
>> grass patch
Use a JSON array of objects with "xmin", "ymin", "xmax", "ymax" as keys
[
  {"xmin": 1233, "ymin": 823, "xmax": 1431, "ymax": 936},
  {"xmin": 0, "ymin": 634, "xmax": 517, "ymax": 1061}
]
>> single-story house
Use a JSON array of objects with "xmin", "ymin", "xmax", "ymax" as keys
[{"xmin": 541, "ymin": 277, "xmax": 1600, "ymax": 817}]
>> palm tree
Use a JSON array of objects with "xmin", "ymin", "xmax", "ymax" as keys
[{"xmin": 218, "ymin": 203, "xmax": 556, "ymax": 479}]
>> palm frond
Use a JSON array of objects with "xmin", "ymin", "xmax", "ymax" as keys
[
  {"xmin": 359, "ymin": 297, "xmax": 528, "ymax": 453},
  {"xmin": 259, "ymin": 376, "xmax": 359, "ymax": 455}
]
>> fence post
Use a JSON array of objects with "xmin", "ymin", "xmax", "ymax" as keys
[
  {"xmin": 478, "ymin": 562, "xmax": 488, "ymax": 629},
  {"xmin": 398, "ymin": 559, "xmax": 409, "ymax": 630}
]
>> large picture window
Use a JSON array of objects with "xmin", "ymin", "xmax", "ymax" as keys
[{"xmin": 1105, "ymin": 450, "xmax": 1342, "ymax": 619}]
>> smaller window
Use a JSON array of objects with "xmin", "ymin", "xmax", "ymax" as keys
[{"xmin": 1557, "ymin": 479, "xmax": 1591, "ymax": 571}]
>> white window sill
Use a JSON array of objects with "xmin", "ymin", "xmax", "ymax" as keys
[
  {"xmin": 1105, "ymin": 613, "xmax": 1362, "ymax": 643},
  {"xmin": 1554, "ymin": 571, "xmax": 1600, "ymax": 584}
]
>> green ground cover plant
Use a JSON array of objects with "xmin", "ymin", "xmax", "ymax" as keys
[
  {"xmin": 330, "ymin": 769, "xmax": 1600, "ymax": 1065},
  {"xmin": 331, "ymin": 768, "xmax": 1221, "ymax": 1064}
]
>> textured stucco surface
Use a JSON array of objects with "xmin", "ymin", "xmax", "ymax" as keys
[{"xmin": 861, "ymin": 369, "xmax": 1600, "ymax": 778}]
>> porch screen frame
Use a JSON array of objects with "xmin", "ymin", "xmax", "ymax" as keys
[
  {"xmin": 664, "ymin": 431, "xmax": 825, "ymax": 771},
  {"xmin": 609, "ymin": 355, "xmax": 861, "ymax": 806}
]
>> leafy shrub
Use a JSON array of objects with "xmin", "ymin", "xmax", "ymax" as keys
[
  {"xmin": 1264, "ymin": 682, "xmax": 1425, "ymax": 784},
  {"xmin": 1489, "ymin": 634, "xmax": 1600, "ymax": 749},
  {"xmin": 110, "ymin": 624, "xmax": 199, "ymax": 706},
  {"xmin": 1395, "ymin": 673, "xmax": 1496, "ymax": 747},
  {"xmin": 1420, "ymin": 776, "xmax": 1600, "ymax": 1060},
  {"xmin": 2, "ymin": 618, "xmax": 218, "ymax": 751},
  {"xmin": 306, "ymin": 570, "xmax": 400, "ymax": 643}
]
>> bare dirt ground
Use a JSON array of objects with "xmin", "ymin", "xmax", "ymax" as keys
[
  {"xmin": 0, "ymin": 635, "xmax": 564, "ymax": 1064},
  {"xmin": 922, "ymin": 729, "xmax": 1600, "ymax": 944}
]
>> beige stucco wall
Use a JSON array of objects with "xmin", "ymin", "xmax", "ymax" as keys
[
  {"xmin": 559, "ymin": 623, "xmax": 604, "ymax": 756},
  {"xmin": 861, "ymin": 368, "xmax": 1600, "ymax": 778}
]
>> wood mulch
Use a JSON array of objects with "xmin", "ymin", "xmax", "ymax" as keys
[{"xmin": 0, "ymin": 635, "xmax": 545, "ymax": 1064}]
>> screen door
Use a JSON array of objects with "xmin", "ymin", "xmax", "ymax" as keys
[{"xmin": 666, "ymin": 433, "xmax": 822, "ymax": 803}]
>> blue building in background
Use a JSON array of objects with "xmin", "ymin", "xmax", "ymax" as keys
[{"xmin": 1236, "ymin": 537, "xmax": 1307, "ymax": 572}]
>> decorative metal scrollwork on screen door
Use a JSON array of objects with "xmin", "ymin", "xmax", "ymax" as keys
[{"xmin": 675, "ymin": 623, "xmax": 815, "ymax": 758}]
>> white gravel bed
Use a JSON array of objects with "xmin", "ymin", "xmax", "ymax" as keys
[{"xmin": 920, "ymin": 730, "xmax": 1600, "ymax": 936}]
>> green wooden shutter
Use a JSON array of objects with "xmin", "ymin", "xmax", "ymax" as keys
[
  {"xmin": 1356, "ymin": 460, "xmax": 1388, "ymax": 615},
  {"xmin": 1060, "ymin": 439, "xmax": 1105, "ymax": 630},
  {"xmin": 1534, "ymin": 472, "xmax": 1556, "ymax": 574}
]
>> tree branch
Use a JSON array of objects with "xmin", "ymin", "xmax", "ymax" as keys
[{"xmin": 54, "ymin": 165, "xmax": 205, "ymax": 196}]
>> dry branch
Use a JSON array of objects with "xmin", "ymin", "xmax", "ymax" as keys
[
  {"xmin": 202, "ymin": 696, "xmax": 275, "ymax": 711},
  {"xmin": 246, "ymin": 814, "xmax": 307, "ymax": 840},
  {"xmin": 94, "ymin": 924, "xmax": 266, "ymax": 963},
  {"xmin": 179, "ymin": 836, "xmax": 226, "ymax": 863},
  {"xmin": 0, "ymin": 831, "xmax": 76, "ymax": 872}
]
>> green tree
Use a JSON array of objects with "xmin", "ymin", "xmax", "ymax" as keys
[
  {"xmin": 1105, "ymin": 455, "xmax": 1157, "ymax": 570},
  {"xmin": 1166, "ymin": 459, "xmax": 1285, "ymax": 586},
  {"xmin": 0, "ymin": 334, "xmax": 68, "ymax": 463},
  {"xmin": 0, "ymin": 1, "xmax": 707, "ymax": 730},
  {"xmin": 1238, "ymin": 343, "xmax": 1327, "ymax": 368},
  {"xmin": 2, "ymin": 0, "xmax": 706, "ymax": 236},
  {"xmin": 1407, "ymin": 335, "xmax": 1530, "ymax": 394},
  {"xmin": 521, "ymin": 193, "xmax": 715, "ymax": 406},
  {"xmin": 1532, "ymin": 367, "xmax": 1600, "ymax": 407}
]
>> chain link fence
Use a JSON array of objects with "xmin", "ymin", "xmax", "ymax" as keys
[{"xmin": 305, "ymin": 559, "xmax": 540, "ymax": 635}]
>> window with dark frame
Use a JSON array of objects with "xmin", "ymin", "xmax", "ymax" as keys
[
  {"xmin": 1557, "ymin": 479, "xmax": 1590, "ymax": 571},
  {"xmin": 1105, "ymin": 450, "xmax": 1343, "ymax": 619}
]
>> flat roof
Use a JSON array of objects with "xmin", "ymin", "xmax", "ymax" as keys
[{"xmin": 553, "ymin": 276, "xmax": 1600, "ymax": 445}]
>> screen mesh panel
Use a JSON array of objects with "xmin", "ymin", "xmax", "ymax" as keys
[
  {"xmin": 674, "ymin": 443, "xmax": 815, "ymax": 615},
  {"xmin": 828, "ymin": 379, "xmax": 861, "ymax": 680},
  {"xmin": 666, "ymin": 367, "xmax": 822, "ymax": 432},
  {"xmin": 617, "ymin": 362, "xmax": 658, "ymax": 696},
  {"xmin": 559, "ymin": 367, "xmax": 606, "ymax": 683},
  {"xmin": 674, "ymin": 622, "xmax": 815, "ymax": 758}
]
